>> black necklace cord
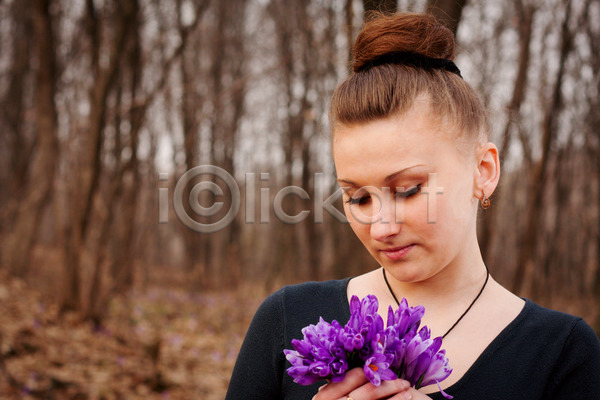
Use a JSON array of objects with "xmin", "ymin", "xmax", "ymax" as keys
[
  {"xmin": 382, "ymin": 267, "xmax": 401, "ymax": 305},
  {"xmin": 382, "ymin": 264, "xmax": 490, "ymax": 339}
]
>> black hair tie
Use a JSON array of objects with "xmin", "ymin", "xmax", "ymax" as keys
[{"xmin": 357, "ymin": 51, "xmax": 462, "ymax": 78}]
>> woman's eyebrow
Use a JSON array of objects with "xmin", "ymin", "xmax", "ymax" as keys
[
  {"xmin": 383, "ymin": 164, "xmax": 426, "ymax": 184},
  {"xmin": 336, "ymin": 178, "xmax": 358, "ymax": 187},
  {"xmin": 336, "ymin": 164, "xmax": 426, "ymax": 187}
]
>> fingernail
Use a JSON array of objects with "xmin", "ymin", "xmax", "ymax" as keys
[{"xmin": 405, "ymin": 393, "xmax": 412, "ymax": 400}]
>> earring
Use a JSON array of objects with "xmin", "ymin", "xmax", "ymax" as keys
[{"xmin": 480, "ymin": 192, "xmax": 491, "ymax": 210}]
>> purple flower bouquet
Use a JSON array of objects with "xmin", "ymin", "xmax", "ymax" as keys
[{"xmin": 283, "ymin": 295, "xmax": 453, "ymax": 399}]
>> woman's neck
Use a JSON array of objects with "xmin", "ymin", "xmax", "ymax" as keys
[{"xmin": 385, "ymin": 257, "xmax": 488, "ymax": 311}]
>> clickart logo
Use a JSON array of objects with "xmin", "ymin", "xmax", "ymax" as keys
[{"xmin": 158, "ymin": 165, "xmax": 347, "ymax": 233}]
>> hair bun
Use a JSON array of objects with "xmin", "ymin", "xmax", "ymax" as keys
[{"xmin": 352, "ymin": 13, "xmax": 456, "ymax": 73}]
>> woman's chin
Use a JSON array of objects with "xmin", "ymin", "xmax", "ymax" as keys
[{"xmin": 381, "ymin": 264, "xmax": 427, "ymax": 284}]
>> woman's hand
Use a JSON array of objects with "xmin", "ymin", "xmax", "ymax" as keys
[{"xmin": 312, "ymin": 368, "xmax": 433, "ymax": 400}]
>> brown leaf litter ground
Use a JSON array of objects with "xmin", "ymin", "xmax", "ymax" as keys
[{"xmin": 0, "ymin": 270, "xmax": 263, "ymax": 399}]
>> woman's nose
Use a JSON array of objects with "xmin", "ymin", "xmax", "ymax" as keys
[{"xmin": 369, "ymin": 194, "xmax": 402, "ymax": 241}]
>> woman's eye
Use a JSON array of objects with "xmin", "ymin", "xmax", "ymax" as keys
[
  {"xmin": 346, "ymin": 195, "xmax": 370, "ymax": 205},
  {"xmin": 395, "ymin": 184, "xmax": 422, "ymax": 198},
  {"xmin": 345, "ymin": 185, "xmax": 421, "ymax": 204}
]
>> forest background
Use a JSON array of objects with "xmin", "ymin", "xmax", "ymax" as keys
[{"xmin": 1, "ymin": 0, "xmax": 599, "ymax": 398}]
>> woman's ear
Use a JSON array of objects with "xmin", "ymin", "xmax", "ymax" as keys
[{"xmin": 474, "ymin": 142, "xmax": 500, "ymax": 199}]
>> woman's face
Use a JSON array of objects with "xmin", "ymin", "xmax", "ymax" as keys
[{"xmin": 333, "ymin": 101, "xmax": 481, "ymax": 283}]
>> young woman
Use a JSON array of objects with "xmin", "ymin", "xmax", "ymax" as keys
[{"xmin": 226, "ymin": 13, "xmax": 600, "ymax": 400}]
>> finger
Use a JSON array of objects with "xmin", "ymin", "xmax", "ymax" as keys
[
  {"xmin": 388, "ymin": 391, "xmax": 413, "ymax": 400},
  {"xmin": 348, "ymin": 378, "xmax": 411, "ymax": 400},
  {"xmin": 312, "ymin": 379, "xmax": 332, "ymax": 399},
  {"xmin": 317, "ymin": 368, "xmax": 368, "ymax": 398},
  {"xmin": 389, "ymin": 387, "xmax": 433, "ymax": 400}
]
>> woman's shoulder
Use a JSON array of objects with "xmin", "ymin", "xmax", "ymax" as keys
[
  {"xmin": 238, "ymin": 279, "xmax": 351, "ymax": 354},
  {"xmin": 278, "ymin": 278, "xmax": 351, "ymax": 300},
  {"xmin": 488, "ymin": 297, "xmax": 600, "ymax": 374},
  {"xmin": 517, "ymin": 299, "xmax": 600, "ymax": 397},
  {"xmin": 258, "ymin": 278, "xmax": 350, "ymax": 307},
  {"xmin": 517, "ymin": 298, "xmax": 600, "ymax": 354},
  {"xmin": 264, "ymin": 278, "xmax": 351, "ymax": 320},
  {"xmin": 484, "ymin": 282, "xmax": 594, "ymax": 345},
  {"xmin": 252, "ymin": 278, "xmax": 352, "ymax": 343},
  {"xmin": 519, "ymin": 298, "xmax": 595, "ymax": 335},
  {"xmin": 430, "ymin": 297, "xmax": 600, "ymax": 399}
]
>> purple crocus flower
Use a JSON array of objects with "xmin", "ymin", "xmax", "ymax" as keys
[
  {"xmin": 420, "ymin": 349, "xmax": 453, "ymax": 389},
  {"xmin": 363, "ymin": 352, "xmax": 397, "ymax": 386},
  {"xmin": 284, "ymin": 317, "xmax": 348, "ymax": 385},
  {"xmin": 387, "ymin": 297, "xmax": 425, "ymax": 337},
  {"xmin": 401, "ymin": 327, "xmax": 437, "ymax": 382},
  {"xmin": 284, "ymin": 295, "xmax": 453, "ymax": 398},
  {"xmin": 397, "ymin": 327, "xmax": 453, "ymax": 398},
  {"xmin": 341, "ymin": 295, "xmax": 383, "ymax": 353},
  {"xmin": 380, "ymin": 325, "xmax": 408, "ymax": 371}
]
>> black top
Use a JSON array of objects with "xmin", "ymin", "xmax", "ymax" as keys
[{"xmin": 226, "ymin": 279, "xmax": 600, "ymax": 400}]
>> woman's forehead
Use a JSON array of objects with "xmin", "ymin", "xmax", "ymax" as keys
[
  {"xmin": 333, "ymin": 113, "xmax": 451, "ymax": 158},
  {"xmin": 332, "ymin": 114, "xmax": 471, "ymax": 186}
]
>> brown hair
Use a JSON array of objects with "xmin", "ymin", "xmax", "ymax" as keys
[{"xmin": 330, "ymin": 13, "xmax": 489, "ymax": 146}]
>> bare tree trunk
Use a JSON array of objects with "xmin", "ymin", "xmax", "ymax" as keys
[
  {"xmin": 304, "ymin": 119, "xmax": 322, "ymax": 281},
  {"xmin": 0, "ymin": 0, "xmax": 34, "ymax": 227},
  {"xmin": 267, "ymin": 0, "xmax": 300, "ymax": 285},
  {"xmin": 221, "ymin": 0, "xmax": 248, "ymax": 288},
  {"xmin": 345, "ymin": 0, "xmax": 355, "ymax": 69},
  {"xmin": 1, "ymin": 0, "xmax": 58, "ymax": 277},
  {"xmin": 85, "ymin": 0, "xmax": 205, "ymax": 320},
  {"xmin": 178, "ymin": 7, "xmax": 202, "ymax": 277},
  {"xmin": 61, "ymin": 0, "xmax": 137, "ymax": 313},
  {"xmin": 170, "ymin": 0, "xmax": 210, "ymax": 288},
  {"xmin": 108, "ymin": 13, "xmax": 144, "ymax": 297},
  {"xmin": 583, "ymin": 4, "xmax": 600, "ymax": 334},
  {"xmin": 110, "ymin": 125, "xmax": 141, "ymax": 295},
  {"xmin": 425, "ymin": 0, "xmax": 468, "ymax": 35},
  {"xmin": 539, "ymin": 145, "xmax": 568, "ymax": 300},
  {"xmin": 363, "ymin": 0, "xmax": 398, "ymax": 16},
  {"xmin": 481, "ymin": 1, "xmax": 535, "ymax": 261},
  {"xmin": 512, "ymin": 2, "xmax": 573, "ymax": 295},
  {"xmin": 199, "ymin": 0, "xmax": 229, "ymax": 288},
  {"xmin": 86, "ymin": 80, "xmax": 125, "ymax": 324}
]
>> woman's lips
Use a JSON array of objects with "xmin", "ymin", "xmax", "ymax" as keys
[{"xmin": 380, "ymin": 244, "xmax": 415, "ymax": 260}]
